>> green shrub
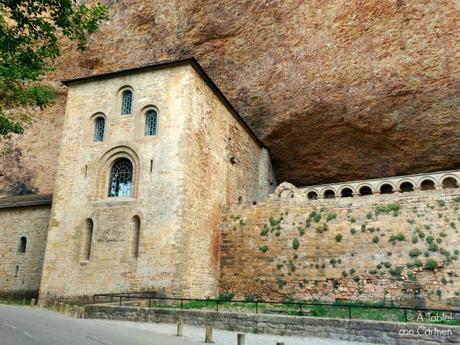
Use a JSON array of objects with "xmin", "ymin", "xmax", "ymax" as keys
[
  {"xmin": 375, "ymin": 203, "xmax": 401, "ymax": 217},
  {"xmin": 260, "ymin": 226, "xmax": 269, "ymax": 236},
  {"xmin": 326, "ymin": 213, "xmax": 337, "ymax": 222},
  {"xmin": 276, "ymin": 277, "xmax": 286, "ymax": 288},
  {"xmin": 411, "ymin": 236, "xmax": 418, "ymax": 244},
  {"xmin": 366, "ymin": 212, "xmax": 373, "ymax": 220},
  {"xmin": 437, "ymin": 200, "xmax": 446, "ymax": 207},
  {"xmin": 259, "ymin": 245, "xmax": 269, "ymax": 253},
  {"xmin": 441, "ymin": 277, "xmax": 448, "ymax": 285},
  {"xmin": 330, "ymin": 258, "xmax": 337, "ymax": 266},
  {"xmin": 450, "ymin": 222, "xmax": 456, "ymax": 229},
  {"xmin": 342, "ymin": 271, "xmax": 348, "ymax": 277},
  {"xmin": 383, "ymin": 262, "xmax": 392, "ymax": 268},
  {"xmin": 350, "ymin": 217, "xmax": 356, "ymax": 223},
  {"xmin": 361, "ymin": 224, "xmax": 367, "ymax": 232},
  {"xmin": 389, "ymin": 266, "xmax": 403, "ymax": 277},
  {"xmin": 218, "ymin": 291, "xmax": 235, "ymax": 301},
  {"xmin": 453, "ymin": 196, "xmax": 460, "ymax": 203},
  {"xmin": 370, "ymin": 269, "xmax": 378, "ymax": 275},
  {"xmin": 409, "ymin": 249, "xmax": 421, "ymax": 257},
  {"xmin": 349, "ymin": 268, "xmax": 356, "ymax": 275},
  {"xmin": 426, "ymin": 235, "xmax": 434, "ymax": 243},
  {"xmin": 289, "ymin": 261, "xmax": 296, "ymax": 272},
  {"xmin": 389, "ymin": 233, "xmax": 406, "ymax": 245},
  {"xmin": 335, "ymin": 234, "xmax": 343, "ymax": 242},
  {"xmin": 275, "ymin": 230, "xmax": 281, "ymax": 237},
  {"xmin": 276, "ymin": 263, "xmax": 283, "ymax": 270},
  {"xmin": 350, "ymin": 228, "xmax": 356, "ymax": 234},
  {"xmin": 439, "ymin": 232, "xmax": 447, "ymax": 238},
  {"xmin": 418, "ymin": 231, "xmax": 426, "ymax": 239},
  {"xmin": 372, "ymin": 236, "xmax": 380, "ymax": 243},
  {"xmin": 428, "ymin": 242, "xmax": 438, "ymax": 252},
  {"xmin": 424, "ymin": 259, "xmax": 437, "ymax": 270},
  {"xmin": 292, "ymin": 238, "xmax": 300, "ymax": 250},
  {"xmin": 298, "ymin": 227, "xmax": 305, "ymax": 236},
  {"xmin": 414, "ymin": 259, "xmax": 423, "ymax": 267}
]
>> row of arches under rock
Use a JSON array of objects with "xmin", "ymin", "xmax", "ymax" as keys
[{"xmin": 306, "ymin": 177, "xmax": 459, "ymax": 200}]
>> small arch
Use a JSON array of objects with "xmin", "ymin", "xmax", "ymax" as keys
[
  {"xmin": 121, "ymin": 89, "xmax": 133, "ymax": 115},
  {"xmin": 131, "ymin": 216, "xmax": 140, "ymax": 259},
  {"xmin": 18, "ymin": 236, "xmax": 27, "ymax": 253},
  {"xmin": 340, "ymin": 187, "xmax": 353, "ymax": 198},
  {"xmin": 323, "ymin": 189, "xmax": 336, "ymax": 199},
  {"xmin": 108, "ymin": 158, "xmax": 133, "ymax": 197},
  {"xmin": 307, "ymin": 191, "xmax": 318, "ymax": 200},
  {"xmin": 400, "ymin": 181, "xmax": 414, "ymax": 193},
  {"xmin": 420, "ymin": 179, "xmax": 436, "ymax": 191},
  {"xmin": 93, "ymin": 116, "xmax": 105, "ymax": 142},
  {"xmin": 144, "ymin": 109, "xmax": 158, "ymax": 136},
  {"xmin": 380, "ymin": 183, "xmax": 394, "ymax": 194},
  {"xmin": 442, "ymin": 177, "xmax": 459, "ymax": 189},
  {"xmin": 82, "ymin": 218, "xmax": 93, "ymax": 261},
  {"xmin": 359, "ymin": 185, "xmax": 373, "ymax": 196}
]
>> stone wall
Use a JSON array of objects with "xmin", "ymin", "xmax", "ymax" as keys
[
  {"xmin": 219, "ymin": 188, "xmax": 460, "ymax": 308},
  {"xmin": 0, "ymin": 205, "xmax": 50, "ymax": 297},
  {"xmin": 84, "ymin": 305, "xmax": 460, "ymax": 345}
]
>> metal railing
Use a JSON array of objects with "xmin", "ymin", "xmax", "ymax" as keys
[{"xmin": 92, "ymin": 293, "xmax": 460, "ymax": 323}]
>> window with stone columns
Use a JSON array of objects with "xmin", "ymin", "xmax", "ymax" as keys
[
  {"xmin": 145, "ymin": 109, "xmax": 157, "ymax": 136},
  {"xmin": 108, "ymin": 158, "xmax": 133, "ymax": 197},
  {"xmin": 121, "ymin": 90, "xmax": 133, "ymax": 115},
  {"xmin": 93, "ymin": 116, "xmax": 105, "ymax": 142}
]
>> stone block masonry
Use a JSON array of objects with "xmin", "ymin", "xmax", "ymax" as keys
[
  {"xmin": 219, "ymin": 189, "xmax": 460, "ymax": 308},
  {"xmin": 0, "ymin": 202, "xmax": 51, "ymax": 298},
  {"xmin": 84, "ymin": 305, "xmax": 460, "ymax": 345}
]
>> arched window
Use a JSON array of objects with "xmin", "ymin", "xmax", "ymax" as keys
[
  {"xmin": 341, "ymin": 188, "xmax": 353, "ymax": 198},
  {"xmin": 145, "ymin": 110, "xmax": 157, "ymax": 136},
  {"xmin": 380, "ymin": 184, "xmax": 394, "ymax": 194},
  {"xmin": 359, "ymin": 186, "xmax": 373, "ymax": 196},
  {"xmin": 18, "ymin": 236, "xmax": 27, "ymax": 253},
  {"xmin": 420, "ymin": 179, "xmax": 435, "ymax": 191},
  {"xmin": 400, "ymin": 181, "xmax": 414, "ymax": 193},
  {"xmin": 93, "ymin": 117, "xmax": 105, "ymax": 142},
  {"xmin": 121, "ymin": 90, "xmax": 133, "ymax": 115},
  {"xmin": 131, "ymin": 216, "xmax": 140, "ymax": 259},
  {"xmin": 442, "ymin": 177, "xmax": 459, "ymax": 189},
  {"xmin": 324, "ymin": 189, "xmax": 336, "ymax": 199},
  {"xmin": 108, "ymin": 158, "xmax": 133, "ymax": 197},
  {"xmin": 307, "ymin": 191, "xmax": 318, "ymax": 200},
  {"xmin": 82, "ymin": 219, "xmax": 93, "ymax": 261}
]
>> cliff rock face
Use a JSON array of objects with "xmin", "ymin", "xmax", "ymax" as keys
[{"xmin": 1, "ymin": 0, "xmax": 459, "ymax": 194}]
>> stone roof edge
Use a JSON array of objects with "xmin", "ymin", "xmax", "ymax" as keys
[{"xmin": 0, "ymin": 194, "xmax": 53, "ymax": 209}]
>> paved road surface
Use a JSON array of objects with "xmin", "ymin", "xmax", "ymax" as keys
[{"xmin": 0, "ymin": 305, "xmax": 373, "ymax": 345}]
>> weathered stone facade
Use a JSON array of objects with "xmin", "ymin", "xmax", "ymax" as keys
[
  {"xmin": 38, "ymin": 60, "xmax": 274, "ymax": 303},
  {"xmin": 0, "ymin": 195, "xmax": 52, "ymax": 297},
  {"xmin": 220, "ymin": 185, "xmax": 460, "ymax": 308}
]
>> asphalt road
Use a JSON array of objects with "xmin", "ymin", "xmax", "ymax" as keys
[{"xmin": 0, "ymin": 305, "xmax": 201, "ymax": 345}]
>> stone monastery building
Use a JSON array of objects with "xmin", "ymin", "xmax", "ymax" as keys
[{"xmin": 1, "ymin": 58, "xmax": 459, "ymax": 307}]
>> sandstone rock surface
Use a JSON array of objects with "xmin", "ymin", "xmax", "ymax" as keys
[{"xmin": 1, "ymin": 0, "xmax": 459, "ymax": 193}]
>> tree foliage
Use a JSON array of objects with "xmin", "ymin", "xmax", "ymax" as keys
[{"xmin": 0, "ymin": 0, "xmax": 108, "ymax": 137}]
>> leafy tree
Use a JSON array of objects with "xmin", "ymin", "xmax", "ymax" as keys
[{"xmin": 0, "ymin": 0, "xmax": 108, "ymax": 138}]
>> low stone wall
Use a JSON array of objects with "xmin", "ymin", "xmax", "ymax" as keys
[{"xmin": 85, "ymin": 304, "xmax": 460, "ymax": 345}]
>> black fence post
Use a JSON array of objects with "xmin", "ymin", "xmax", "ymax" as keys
[
  {"xmin": 299, "ymin": 303, "xmax": 302, "ymax": 316},
  {"xmin": 216, "ymin": 300, "xmax": 219, "ymax": 312},
  {"xmin": 348, "ymin": 306, "xmax": 352, "ymax": 319},
  {"xmin": 404, "ymin": 308, "xmax": 408, "ymax": 322},
  {"xmin": 255, "ymin": 302, "xmax": 258, "ymax": 314},
  {"xmin": 148, "ymin": 298, "xmax": 151, "ymax": 308},
  {"xmin": 119, "ymin": 296, "xmax": 122, "ymax": 306},
  {"xmin": 92, "ymin": 295, "xmax": 95, "ymax": 304},
  {"xmin": 180, "ymin": 299, "xmax": 183, "ymax": 309}
]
